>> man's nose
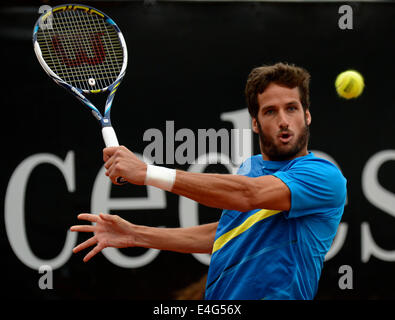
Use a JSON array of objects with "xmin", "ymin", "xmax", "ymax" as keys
[{"xmin": 278, "ymin": 110, "xmax": 289, "ymax": 129}]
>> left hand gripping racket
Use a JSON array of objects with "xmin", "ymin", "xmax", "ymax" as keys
[{"xmin": 33, "ymin": 4, "xmax": 128, "ymax": 184}]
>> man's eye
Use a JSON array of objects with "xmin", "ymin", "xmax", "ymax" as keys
[
  {"xmin": 265, "ymin": 110, "xmax": 274, "ymax": 115},
  {"xmin": 288, "ymin": 106, "xmax": 297, "ymax": 112}
]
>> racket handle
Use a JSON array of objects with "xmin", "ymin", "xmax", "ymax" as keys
[
  {"xmin": 102, "ymin": 126, "xmax": 119, "ymax": 147},
  {"xmin": 102, "ymin": 126, "xmax": 127, "ymax": 185}
]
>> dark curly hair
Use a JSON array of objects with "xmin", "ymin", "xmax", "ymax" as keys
[{"xmin": 245, "ymin": 62, "xmax": 311, "ymax": 118}]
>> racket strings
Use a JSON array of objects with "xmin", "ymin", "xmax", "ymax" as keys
[{"xmin": 37, "ymin": 9, "xmax": 124, "ymax": 91}]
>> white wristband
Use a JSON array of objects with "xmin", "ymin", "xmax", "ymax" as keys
[{"xmin": 144, "ymin": 164, "xmax": 176, "ymax": 191}]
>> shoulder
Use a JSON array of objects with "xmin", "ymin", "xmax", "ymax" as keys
[
  {"xmin": 288, "ymin": 153, "xmax": 345, "ymax": 180},
  {"xmin": 236, "ymin": 155, "xmax": 262, "ymax": 176},
  {"xmin": 274, "ymin": 153, "xmax": 347, "ymax": 208}
]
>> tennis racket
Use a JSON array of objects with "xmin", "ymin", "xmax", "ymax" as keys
[{"xmin": 33, "ymin": 4, "xmax": 127, "ymax": 183}]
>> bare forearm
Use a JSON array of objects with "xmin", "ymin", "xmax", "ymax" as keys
[
  {"xmin": 172, "ymin": 171, "xmax": 249, "ymax": 211},
  {"xmin": 171, "ymin": 171, "xmax": 290, "ymax": 212},
  {"xmin": 133, "ymin": 222, "xmax": 218, "ymax": 254}
]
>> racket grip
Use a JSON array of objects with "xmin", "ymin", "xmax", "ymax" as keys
[
  {"xmin": 102, "ymin": 126, "xmax": 119, "ymax": 147},
  {"xmin": 102, "ymin": 126, "xmax": 127, "ymax": 185}
]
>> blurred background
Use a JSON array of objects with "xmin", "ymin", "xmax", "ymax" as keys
[{"xmin": 1, "ymin": 0, "xmax": 395, "ymax": 300}]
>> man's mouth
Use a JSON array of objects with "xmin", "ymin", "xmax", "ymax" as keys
[{"xmin": 277, "ymin": 132, "xmax": 293, "ymax": 144}]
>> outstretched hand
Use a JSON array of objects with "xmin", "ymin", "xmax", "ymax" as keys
[{"xmin": 70, "ymin": 213, "xmax": 136, "ymax": 262}]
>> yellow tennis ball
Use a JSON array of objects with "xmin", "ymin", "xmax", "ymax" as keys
[{"xmin": 335, "ymin": 70, "xmax": 365, "ymax": 99}]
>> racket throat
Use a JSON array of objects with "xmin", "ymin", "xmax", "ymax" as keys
[{"xmin": 91, "ymin": 110, "xmax": 103, "ymax": 122}]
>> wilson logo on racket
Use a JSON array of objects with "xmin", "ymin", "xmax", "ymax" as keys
[{"xmin": 52, "ymin": 33, "xmax": 106, "ymax": 67}]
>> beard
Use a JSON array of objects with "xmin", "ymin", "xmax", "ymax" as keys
[{"xmin": 256, "ymin": 120, "xmax": 310, "ymax": 161}]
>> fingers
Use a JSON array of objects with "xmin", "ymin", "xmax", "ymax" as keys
[
  {"xmin": 103, "ymin": 146, "xmax": 127, "ymax": 166},
  {"xmin": 72, "ymin": 236, "xmax": 97, "ymax": 254},
  {"xmin": 105, "ymin": 165, "xmax": 124, "ymax": 185},
  {"xmin": 83, "ymin": 244, "xmax": 104, "ymax": 263},
  {"xmin": 70, "ymin": 225, "xmax": 95, "ymax": 233},
  {"xmin": 104, "ymin": 152, "xmax": 116, "ymax": 170},
  {"xmin": 103, "ymin": 146, "xmax": 119, "ymax": 162},
  {"xmin": 102, "ymin": 146, "xmax": 142, "ymax": 186},
  {"xmin": 99, "ymin": 213, "xmax": 116, "ymax": 222},
  {"xmin": 103, "ymin": 148, "xmax": 123, "ymax": 184},
  {"xmin": 77, "ymin": 213, "xmax": 100, "ymax": 223},
  {"xmin": 71, "ymin": 213, "xmax": 111, "ymax": 262}
]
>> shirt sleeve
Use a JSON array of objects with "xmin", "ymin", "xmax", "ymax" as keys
[{"xmin": 272, "ymin": 157, "xmax": 347, "ymax": 219}]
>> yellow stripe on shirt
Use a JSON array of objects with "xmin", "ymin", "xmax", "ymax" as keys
[{"xmin": 212, "ymin": 209, "xmax": 281, "ymax": 254}]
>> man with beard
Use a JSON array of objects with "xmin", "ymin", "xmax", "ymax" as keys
[{"xmin": 70, "ymin": 63, "xmax": 347, "ymax": 300}]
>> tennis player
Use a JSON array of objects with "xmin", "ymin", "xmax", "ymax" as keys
[{"xmin": 71, "ymin": 62, "xmax": 347, "ymax": 300}]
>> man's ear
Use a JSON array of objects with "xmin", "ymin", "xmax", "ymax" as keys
[
  {"xmin": 252, "ymin": 117, "xmax": 259, "ymax": 134},
  {"xmin": 305, "ymin": 110, "xmax": 312, "ymax": 126}
]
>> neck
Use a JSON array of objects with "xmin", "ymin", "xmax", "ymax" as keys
[{"xmin": 261, "ymin": 147, "xmax": 308, "ymax": 161}]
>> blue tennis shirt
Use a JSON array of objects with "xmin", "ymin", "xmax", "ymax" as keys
[{"xmin": 205, "ymin": 152, "xmax": 347, "ymax": 300}]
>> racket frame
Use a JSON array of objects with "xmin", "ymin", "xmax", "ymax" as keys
[{"xmin": 32, "ymin": 4, "xmax": 128, "ymax": 136}]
